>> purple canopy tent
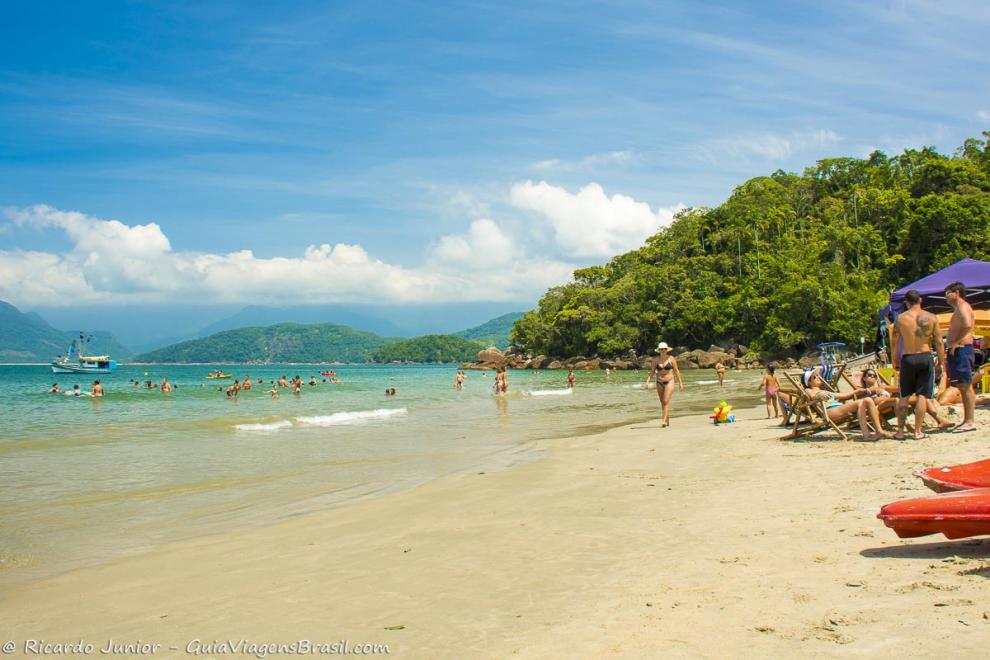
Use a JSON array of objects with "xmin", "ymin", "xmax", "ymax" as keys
[{"xmin": 889, "ymin": 258, "xmax": 990, "ymax": 314}]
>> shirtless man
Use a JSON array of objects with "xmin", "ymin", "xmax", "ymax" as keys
[
  {"xmin": 945, "ymin": 281, "xmax": 977, "ymax": 432},
  {"xmin": 891, "ymin": 289, "xmax": 945, "ymax": 439},
  {"xmin": 242, "ymin": 375, "xmax": 252, "ymax": 391},
  {"xmin": 91, "ymin": 380, "xmax": 104, "ymax": 397}
]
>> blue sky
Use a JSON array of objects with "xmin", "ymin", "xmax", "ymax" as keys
[{"xmin": 1, "ymin": 0, "xmax": 989, "ymax": 311}]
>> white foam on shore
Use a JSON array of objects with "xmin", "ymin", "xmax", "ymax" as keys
[
  {"xmin": 296, "ymin": 408, "xmax": 407, "ymax": 427},
  {"xmin": 625, "ymin": 384, "xmax": 651, "ymax": 389},
  {"xmin": 234, "ymin": 420, "xmax": 293, "ymax": 432},
  {"xmin": 528, "ymin": 388, "xmax": 573, "ymax": 396},
  {"xmin": 697, "ymin": 379, "xmax": 736, "ymax": 385}
]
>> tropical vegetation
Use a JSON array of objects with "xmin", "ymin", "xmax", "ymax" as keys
[
  {"xmin": 371, "ymin": 334, "xmax": 486, "ymax": 363},
  {"xmin": 510, "ymin": 133, "xmax": 990, "ymax": 357}
]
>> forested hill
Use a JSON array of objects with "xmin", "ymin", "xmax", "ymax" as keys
[
  {"xmin": 510, "ymin": 133, "xmax": 990, "ymax": 357},
  {"xmin": 452, "ymin": 312, "xmax": 523, "ymax": 349},
  {"xmin": 134, "ymin": 323, "xmax": 395, "ymax": 363},
  {"xmin": 371, "ymin": 335, "xmax": 485, "ymax": 363}
]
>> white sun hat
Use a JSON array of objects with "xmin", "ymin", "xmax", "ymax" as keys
[{"xmin": 656, "ymin": 341, "xmax": 671, "ymax": 352}]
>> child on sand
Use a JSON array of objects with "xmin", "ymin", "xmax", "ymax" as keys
[{"xmin": 757, "ymin": 366, "xmax": 780, "ymax": 418}]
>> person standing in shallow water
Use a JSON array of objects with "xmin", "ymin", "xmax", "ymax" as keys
[
  {"xmin": 567, "ymin": 369, "xmax": 575, "ymax": 388},
  {"xmin": 715, "ymin": 361, "xmax": 726, "ymax": 387},
  {"xmin": 647, "ymin": 342, "xmax": 684, "ymax": 428}
]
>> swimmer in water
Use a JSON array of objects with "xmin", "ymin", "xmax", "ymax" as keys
[
  {"xmin": 161, "ymin": 377, "xmax": 172, "ymax": 394},
  {"xmin": 91, "ymin": 380, "xmax": 104, "ymax": 397}
]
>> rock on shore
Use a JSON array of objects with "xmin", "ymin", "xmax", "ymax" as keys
[{"xmin": 460, "ymin": 345, "xmax": 773, "ymax": 371}]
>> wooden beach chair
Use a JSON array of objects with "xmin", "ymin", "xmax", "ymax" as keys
[{"xmin": 780, "ymin": 369, "xmax": 850, "ymax": 441}]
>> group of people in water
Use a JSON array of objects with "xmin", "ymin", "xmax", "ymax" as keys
[{"xmin": 49, "ymin": 380, "xmax": 105, "ymax": 397}]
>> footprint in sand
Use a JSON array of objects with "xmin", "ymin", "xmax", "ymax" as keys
[{"xmin": 896, "ymin": 581, "xmax": 960, "ymax": 593}]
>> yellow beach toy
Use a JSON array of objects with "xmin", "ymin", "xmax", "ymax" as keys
[{"xmin": 711, "ymin": 401, "xmax": 734, "ymax": 424}]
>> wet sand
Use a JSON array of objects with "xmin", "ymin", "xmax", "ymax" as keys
[{"xmin": 3, "ymin": 405, "xmax": 990, "ymax": 658}]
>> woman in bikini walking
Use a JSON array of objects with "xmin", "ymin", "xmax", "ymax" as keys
[{"xmin": 646, "ymin": 342, "xmax": 684, "ymax": 427}]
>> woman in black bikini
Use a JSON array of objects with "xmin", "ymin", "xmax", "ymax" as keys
[{"xmin": 646, "ymin": 342, "xmax": 684, "ymax": 427}]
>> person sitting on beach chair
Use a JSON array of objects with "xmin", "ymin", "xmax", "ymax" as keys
[{"xmin": 801, "ymin": 370, "xmax": 892, "ymax": 441}]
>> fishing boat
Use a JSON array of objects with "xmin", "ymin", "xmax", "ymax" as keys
[
  {"xmin": 878, "ymin": 487, "xmax": 990, "ymax": 539},
  {"xmin": 51, "ymin": 334, "xmax": 117, "ymax": 374},
  {"xmin": 916, "ymin": 458, "xmax": 990, "ymax": 493}
]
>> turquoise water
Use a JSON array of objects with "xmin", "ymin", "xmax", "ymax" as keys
[{"xmin": 0, "ymin": 363, "xmax": 762, "ymax": 585}]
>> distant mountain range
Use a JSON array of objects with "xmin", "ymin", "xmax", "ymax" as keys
[
  {"xmin": 32, "ymin": 301, "xmax": 528, "ymax": 353},
  {"xmin": 132, "ymin": 313, "xmax": 522, "ymax": 364},
  {"xmin": 0, "ymin": 301, "xmax": 131, "ymax": 363},
  {"xmin": 0, "ymin": 298, "xmax": 521, "ymax": 364}
]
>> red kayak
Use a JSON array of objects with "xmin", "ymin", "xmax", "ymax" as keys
[
  {"xmin": 915, "ymin": 458, "xmax": 990, "ymax": 493},
  {"xmin": 878, "ymin": 487, "xmax": 990, "ymax": 539}
]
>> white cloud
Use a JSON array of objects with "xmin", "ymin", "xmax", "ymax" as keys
[
  {"xmin": 0, "ymin": 204, "xmax": 574, "ymax": 307},
  {"xmin": 699, "ymin": 129, "xmax": 842, "ymax": 164},
  {"xmin": 978, "ymin": 110, "xmax": 990, "ymax": 122},
  {"xmin": 429, "ymin": 219, "xmax": 515, "ymax": 269},
  {"xmin": 531, "ymin": 150, "xmax": 634, "ymax": 172},
  {"xmin": 509, "ymin": 181, "xmax": 683, "ymax": 258}
]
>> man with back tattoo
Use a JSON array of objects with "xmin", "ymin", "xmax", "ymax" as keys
[{"xmin": 891, "ymin": 289, "xmax": 945, "ymax": 439}]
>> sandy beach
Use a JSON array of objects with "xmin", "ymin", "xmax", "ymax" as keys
[{"xmin": 4, "ymin": 405, "xmax": 990, "ymax": 658}]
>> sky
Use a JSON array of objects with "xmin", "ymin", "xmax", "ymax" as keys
[{"xmin": 1, "ymin": 0, "xmax": 989, "ymax": 313}]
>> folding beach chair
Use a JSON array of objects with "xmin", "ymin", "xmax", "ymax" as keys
[{"xmin": 780, "ymin": 368, "xmax": 849, "ymax": 441}]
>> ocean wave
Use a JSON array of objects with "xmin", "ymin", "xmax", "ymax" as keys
[
  {"xmin": 528, "ymin": 388, "xmax": 573, "ymax": 396},
  {"xmin": 234, "ymin": 420, "xmax": 293, "ymax": 432},
  {"xmin": 697, "ymin": 379, "xmax": 735, "ymax": 385},
  {"xmin": 295, "ymin": 408, "xmax": 407, "ymax": 426}
]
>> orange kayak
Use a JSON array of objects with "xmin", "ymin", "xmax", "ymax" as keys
[
  {"xmin": 878, "ymin": 487, "xmax": 990, "ymax": 539},
  {"xmin": 915, "ymin": 458, "xmax": 990, "ymax": 493}
]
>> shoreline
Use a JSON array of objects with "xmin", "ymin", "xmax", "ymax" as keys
[{"xmin": 4, "ymin": 406, "xmax": 990, "ymax": 657}]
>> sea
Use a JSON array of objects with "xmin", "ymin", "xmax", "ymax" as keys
[{"xmin": 0, "ymin": 363, "xmax": 763, "ymax": 586}]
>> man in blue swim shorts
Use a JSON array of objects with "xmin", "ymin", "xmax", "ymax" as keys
[{"xmin": 945, "ymin": 281, "xmax": 977, "ymax": 433}]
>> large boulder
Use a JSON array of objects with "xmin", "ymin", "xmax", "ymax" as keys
[
  {"xmin": 676, "ymin": 356, "xmax": 700, "ymax": 369},
  {"xmin": 696, "ymin": 350, "xmax": 733, "ymax": 369},
  {"xmin": 477, "ymin": 347, "xmax": 504, "ymax": 364},
  {"xmin": 527, "ymin": 355, "xmax": 548, "ymax": 369},
  {"xmin": 547, "ymin": 360, "xmax": 563, "ymax": 369},
  {"xmin": 573, "ymin": 358, "xmax": 601, "ymax": 370}
]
